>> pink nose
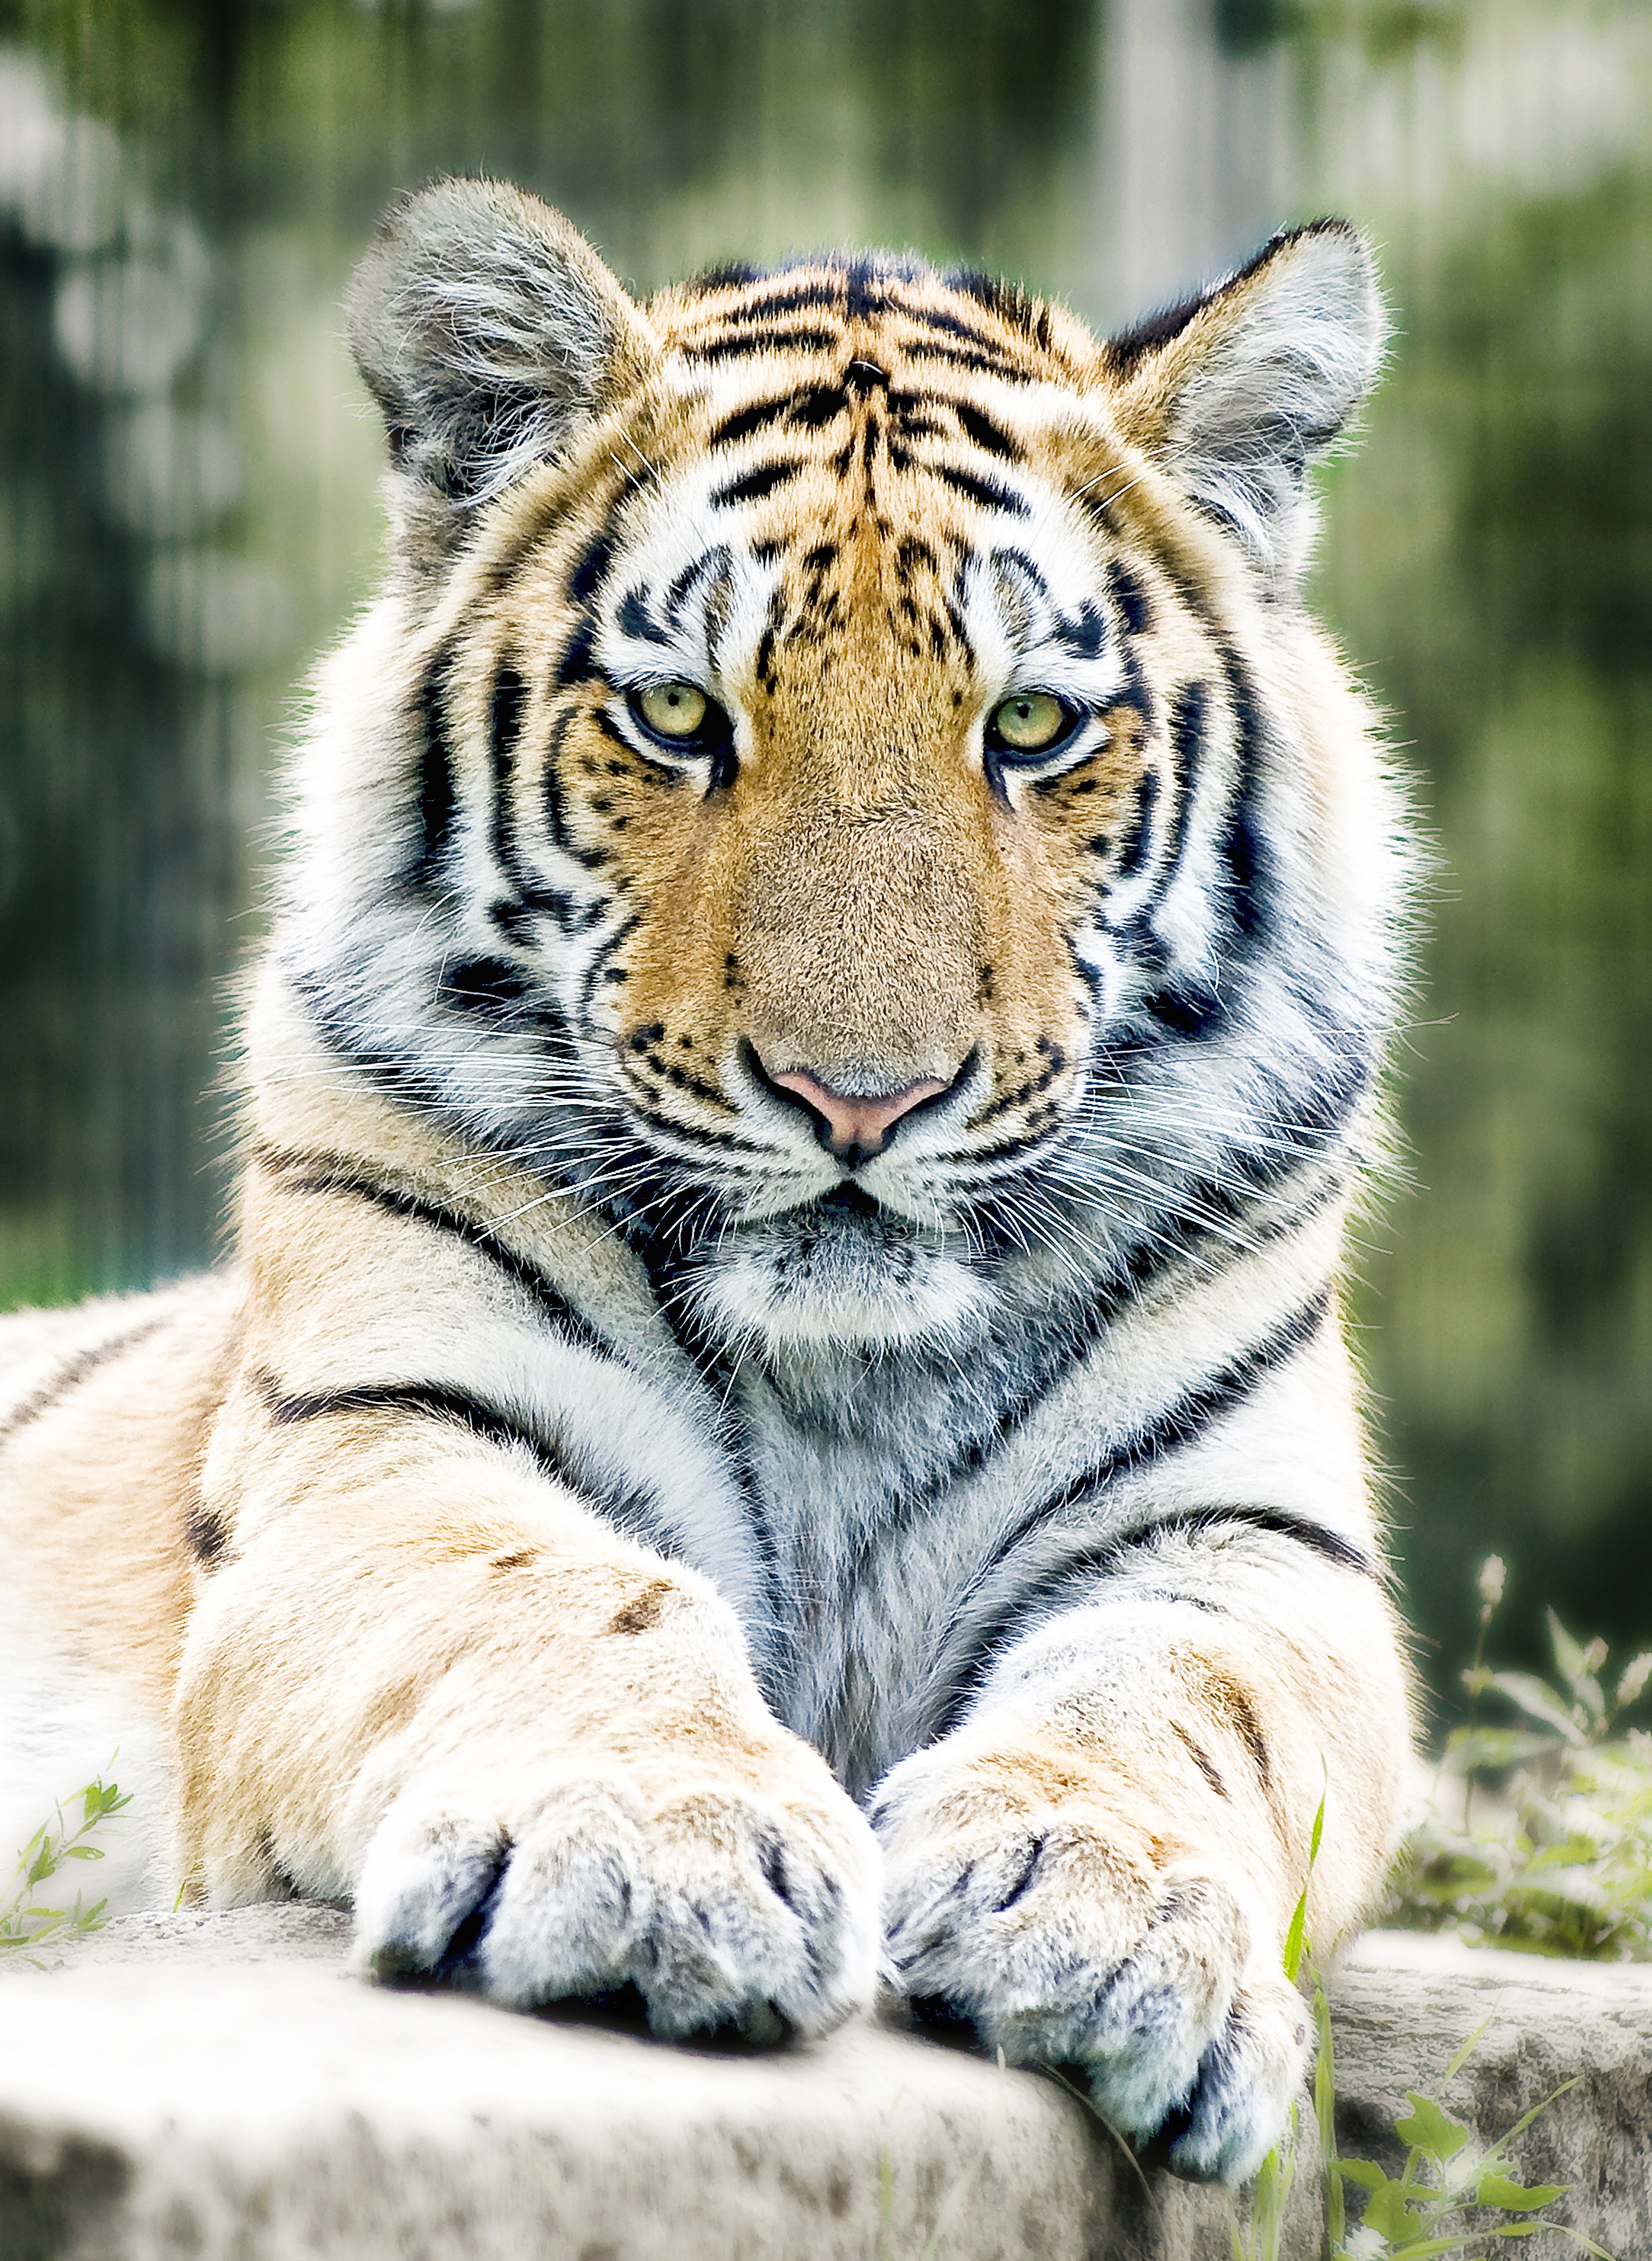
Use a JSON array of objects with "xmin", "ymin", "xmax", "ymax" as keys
[{"xmin": 764, "ymin": 1066, "xmax": 950, "ymax": 1163}]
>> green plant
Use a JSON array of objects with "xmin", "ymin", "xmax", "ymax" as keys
[
  {"xmin": 1229, "ymin": 1956, "xmax": 1615, "ymax": 2260},
  {"xmin": 1316, "ymin": 1981, "xmax": 1611, "ymax": 2260},
  {"xmin": 1230, "ymin": 1772, "xmax": 1615, "ymax": 2261},
  {"xmin": 1389, "ymin": 1560, "xmax": 1652, "ymax": 1960},
  {"xmin": 0, "ymin": 1771, "xmax": 132, "ymax": 1960}
]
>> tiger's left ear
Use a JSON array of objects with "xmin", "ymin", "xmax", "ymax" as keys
[
  {"xmin": 346, "ymin": 177, "xmax": 658, "ymax": 567},
  {"xmin": 1106, "ymin": 221, "xmax": 1386, "ymax": 587}
]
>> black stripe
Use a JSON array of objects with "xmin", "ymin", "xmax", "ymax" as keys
[
  {"xmin": 1148, "ymin": 679, "xmax": 1209, "ymax": 911},
  {"xmin": 971, "ymin": 1084, "xmax": 1355, "ymax": 1360},
  {"xmin": 287, "ymin": 965, "xmax": 439, "ymax": 1113},
  {"xmin": 1111, "ymin": 764, "xmax": 1160, "ymax": 882},
  {"xmin": 553, "ymin": 617, "xmax": 601, "ymax": 689},
  {"xmin": 1106, "ymin": 560, "xmax": 1153, "ymax": 638},
  {"xmin": 567, "ymin": 527, "xmax": 617, "ymax": 605},
  {"xmin": 940, "ymin": 268, "xmax": 1053, "ymax": 349},
  {"xmin": 1105, "ymin": 285, "xmax": 1211, "ymax": 380},
  {"xmin": 489, "ymin": 661, "xmax": 531, "ymax": 899},
  {"xmin": 708, "ymin": 396, "xmax": 797, "ymax": 448},
  {"xmin": 492, "ymin": 704, "xmax": 578, "ymax": 934},
  {"xmin": 1216, "ymin": 644, "xmax": 1271, "ymax": 943},
  {"xmin": 543, "ymin": 712, "xmax": 576, "ymax": 846},
  {"xmin": 185, "ymin": 1499, "xmax": 227, "ymax": 1564},
  {"xmin": 937, "ymin": 1498, "xmax": 1372, "ymax": 1736},
  {"xmin": 685, "ymin": 327, "xmax": 839, "ymax": 363},
  {"xmin": 411, "ymin": 653, "xmax": 458, "ymax": 890},
  {"xmin": 950, "ymin": 401, "xmax": 1019, "ymax": 459},
  {"xmin": 897, "ymin": 339, "xmax": 1032, "ymax": 382},
  {"xmin": 788, "ymin": 385, "xmax": 850, "ymax": 427},
  {"xmin": 439, "ymin": 957, "xmax": 532, "ymax": 1016},
  {"xmin": 712, "ymin": 458, "xmax": 806, "ymax": 508},
  {"xmin": 1050, "ymin": 600, "xmax": 1107, "ymax": 660},
  {"xmin": 909, "ymin": 459, "xmax": 1028, "ymax": 517},
  {"xmin": 618, "ymin": 1094, "xmax": 771, "ymax": 1155},
  {"xmin": 695, "ymin": 279, "xmax": 843, "ymax": 322},
  {"xmin": 492, "ymin": 663, "xmax": 528, "ymax": 779},
  {"xmin": 897, "ymin": 301, "xmax": 1008, "ymax": 350},
  {"xmin": 256, "ymin": 1371, "xmax": 661, "ymax": 1538},
  {"xmin": 255, "ymin": 1146, "xmax": 614, "ymax": 1360},
  {"xmin": 615, "ymin": 587, "xmax": 671, "ymax": 645},
  {"xmin": 1127, "ymin": 643, "xmax": 1279, "ymax": 1049},
  {"xmin": 966, "ymin": 1285, "xmax": 1333, "ymax": 1604},
  {"xmin": 1016, "ymin": 1502, "xmax": 1375, "ymax": 1615},
  {"xmin": 841, "ymin": 255, "xmax": 886, "ymax": 323},
  {"xmin": 1172, "ymin": 1720, "xmax": 1230, "ymax": 1797},
  {"xmin": 1120, "ymin": 559, "xmax": 1278, "ymax": 960},
  {"xmin": 1143, "ymin": 974, "xmax": 1227, "ymax": 1042},
  {"xmin": 1174, "ymin": 1501, "xmax": 1372, "ymax": 1573},
  {"xmin": 620, "ymin": 1223, "xmax": 783, "ymax": 1645},
  {"xmin": 0, "ymin": 1313, "xmax": 171, "ymax": 1455}
]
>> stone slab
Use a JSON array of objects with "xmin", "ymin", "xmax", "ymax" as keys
[{"xmin": 2, "ymin": 1910, "xmax": 1648, "ymax": 2260}]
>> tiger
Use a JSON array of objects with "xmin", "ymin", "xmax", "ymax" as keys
[{"xmin": 0, "ymin": 177, "xmax": 1415, "ymax": 2185}]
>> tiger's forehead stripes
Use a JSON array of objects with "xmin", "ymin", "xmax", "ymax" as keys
[
  {"xmin": 653, "ymin": 253, "xmax": 1096, "ymax": 388},
  {"xmin": 506, "ymin": 313, "xmax": 1159, "ymax": 741}
]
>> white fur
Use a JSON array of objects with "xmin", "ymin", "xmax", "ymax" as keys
[{"xmin": 1162, "ymin": 226, "xmax": 1386, "ymax": 583}]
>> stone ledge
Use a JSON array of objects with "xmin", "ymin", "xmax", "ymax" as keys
[{"xmin": 2, "ymin": 1910, "xmax": 1649, "ymax": 2260}]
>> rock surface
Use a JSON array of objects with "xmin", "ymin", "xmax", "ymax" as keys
[{"xmin": 1, "ymin": 1909, "xmax": 1648, "ymax": 2260}]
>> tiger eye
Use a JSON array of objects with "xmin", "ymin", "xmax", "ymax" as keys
[
  {"xmin": 992, "ymin": 692, "xmax": 1067, "ymax": 751},
  {"xmin": 638, "ymin": 681, "xmax": 708, "ymax": 738}
]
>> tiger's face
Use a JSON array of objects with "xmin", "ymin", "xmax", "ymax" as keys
[{"xmin": 329, "ymin": 186, "xmax": 1384, "ymax": 1346}]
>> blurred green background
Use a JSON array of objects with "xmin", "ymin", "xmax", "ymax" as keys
[{"xmin": 1, "ymin": 0, "xmax": 1648, "ymax": 1718}]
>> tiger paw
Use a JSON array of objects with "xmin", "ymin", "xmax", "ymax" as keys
[
  {"xmin": 872, "ymin": 1750, "xmax": 1308, "ymax": 2184},
  {"xmin": 353, "ymin": 1763, "xmax": 882, "ymax": 2043}
]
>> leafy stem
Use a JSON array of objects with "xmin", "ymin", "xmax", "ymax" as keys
[{"xmin": 0, "ymin": 1770, "xmax": 131, "ymax": 1961}]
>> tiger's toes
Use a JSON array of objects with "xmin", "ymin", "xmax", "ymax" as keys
[
  {"xmin": 353, "ymin": 1770, "xmax": 882, "ymax": 2044},
  {"xmin": 877, "ymin": 1800, "xmax": 1306, "ymax": 2186}
]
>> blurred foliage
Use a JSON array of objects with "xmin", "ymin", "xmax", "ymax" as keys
[
  {"xmin": 1388, "ymin": 1560, "xmax": 1652, "ymax": 1960},
  {"xmin": 1318, "ymin": 147, "xmax": 1652, "ymax": 1687},
  {"xmin": 0, "ymin": 0, "xmax": 1647, "ymax": 1712}
]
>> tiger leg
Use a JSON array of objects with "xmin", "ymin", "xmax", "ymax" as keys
[
  {"xmin": 177, "ymin": 1398, "xmax": 880, "ymax": 2039},
  {"xmin": 871, "ymin": 1533, "xmax": 1408, "ymax": 2183}
]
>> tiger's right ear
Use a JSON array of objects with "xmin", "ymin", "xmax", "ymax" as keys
[{"xmin": 346, "ymin": 178, "xmax": 657, "ymax": 552}]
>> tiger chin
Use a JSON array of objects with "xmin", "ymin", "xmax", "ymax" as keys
[{"xmin": 0, "ymin": 178, "xmax": 1417, "ymax": 2185}]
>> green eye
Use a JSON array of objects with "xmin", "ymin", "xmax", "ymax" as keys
[
  {"xmin": 990, "ymin": 692, "xmax": 1071, "ymax": 753},
  {"xmin": 636, "ymin": 681, "xmax": 708, "ymax": 739}
]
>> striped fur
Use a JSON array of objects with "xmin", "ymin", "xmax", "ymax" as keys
[{"xmin": 0, "ymin": 182, "xmax": 1415, "ymax": 2183}]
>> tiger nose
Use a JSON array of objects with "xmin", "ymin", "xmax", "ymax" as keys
[{"xmin": 762, "ymin": 1064, "xmax": 953, "ymax": 1164}]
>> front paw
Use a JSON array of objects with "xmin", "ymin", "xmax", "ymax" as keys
[
  {"xmin": 353, "ymin": 1760, "xmax": 881, "ymax": 2044},
  {"xmin": 875, "ymin": 1750, "xmax": 1306, "ymax": 2183}
]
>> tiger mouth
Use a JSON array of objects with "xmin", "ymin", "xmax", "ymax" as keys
[{"xmin": 814, "ymin": 1184, "xmax": 884, "ymax": 1220}]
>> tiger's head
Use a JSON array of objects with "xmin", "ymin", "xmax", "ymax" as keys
[{"xmin": 291, "ymin": 179, "xmax": 1398, "ymax": 1350}]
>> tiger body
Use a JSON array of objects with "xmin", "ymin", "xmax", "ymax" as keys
[{"xmin": 0, "ymin": 183, "xmax": 1412, "ymax": 2182}]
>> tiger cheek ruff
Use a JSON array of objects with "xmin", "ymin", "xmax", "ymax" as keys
[{"xmin": 0, "ymin": 178, "xmax": 1416, "ymax": 2185}]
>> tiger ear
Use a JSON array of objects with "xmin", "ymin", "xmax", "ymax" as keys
[
  {"xmin": 346, "ymin": 177, "xmax": 657, "ymax": 553},
  {"xmin": 1106, "ymin": 221, "xmax": 1386, "ymax": 587}
]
